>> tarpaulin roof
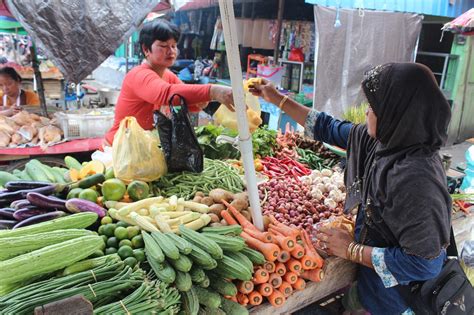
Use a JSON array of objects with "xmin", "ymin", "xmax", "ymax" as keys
[
  {"xmin": 443, "ymin": 8, "xmax": 474, "ymax": 35},
  {"xmin": 6, "ymin": 0, "xmax": 163, "ymax": 83},
  {"xmin": 0, "ymin": 1, "xmax": 25, "ymax": 34}
]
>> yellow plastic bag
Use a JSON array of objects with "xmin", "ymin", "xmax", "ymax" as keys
[
  {"xmin": 112, "ymin": 116, "xmax": 167, "ymax": 182},
  {"xmin": 213, "ymin": 80, "xmax": 263, "ymax": 132}
]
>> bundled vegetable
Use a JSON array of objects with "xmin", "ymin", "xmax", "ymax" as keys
[
  {"xmin": 0, "ymin": 258, "xmax": 145, "ymax": 314},
  {"xmin": 153, "ymin": 159, "xmax": 244, "ymax": 199}
]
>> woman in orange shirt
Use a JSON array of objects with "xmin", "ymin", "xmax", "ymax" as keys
[
  {"xmin": 0, "ymin": 66, "xmax": 40, "ymax": 116},
  {"xmin": 105, "ymin": 19, "xmax": 234, "ymax": 146}
]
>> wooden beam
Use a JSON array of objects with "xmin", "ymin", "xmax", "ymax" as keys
[
  {"xmin": 273, "ymin": 0, "xmax": 285, "ymax": 64},
  {"xmin": 30, "ymin": 46, "xmax": 47, "ymax": 117}
]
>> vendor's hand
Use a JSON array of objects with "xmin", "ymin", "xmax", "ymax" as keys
[
  {"xmin": 315, "ymin": 226, "xmax": 354, "ymax": 259},
  {"xmin": 248, "ymin": 78, "xmax": 282, "ymax": 105},
  {"xmin": 210, "ymin": 85, "xmax": 234, "ymax": 111}
]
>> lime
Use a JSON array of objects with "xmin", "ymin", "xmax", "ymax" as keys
[
  {"xmin": 98, "ymin": 225, "xmax": 106, "ymax": 235},
  {"xmin": 106, "ymin": 237, "xmax": 119, "ymax": 248},
  {"xmin": 116, "ymin": 221, "xmax": 129, "ymax": 228},
  {"xmin": 114, "ymin": 226, "xmax": 128, "ymax": 240},
  {"xmin": 66, "ymin": 188, "xmax": 83, "ymax": 199},
  {"xmin": 123, "ymin": 256, "xmax": 138, "ymax": 268},
  {"xmin": 127, "ymin": 180, "xmax": 150, "ymax": 201},
  {"xmin": 89, "ymin": 250, "xmax": 104, "ymax": 258},
  {"xmin": 102, "ymin": 223, "xmax": 116, "ymax": 237},
  {"xmin": 117, "ymin": 245, "xmax": 134, "ymax": 260},
  {"xmin": 79, "ymin": 188, "xmax": 99, "ymax": 203},
  {"xmin": 105, "ymin": 167, "xmax": 115, "ymax": 180},
  {"xmin": 133, "ymin": 249, "xmax": 145, "ymax": 262},
  {"xmin": 105, "ymin": 247, "xmax": 117, "ymax": 255},
  {"xmin": 131, "ymin": 235, "xmax": 144, "ymax": 249},
  {"xmin": 101, "ymin": 216, "xmax": 113, "ymax": 225},
  {"xmin": 102, "ymin": 178, "xmax": 126, "ymax": 201},
  {"xmin": 127, "ymin": 226, "xmax": 140, "ymax": 239},
  {"xmin": 119, "ymin": 239, "xmax": 133, "ymax": 248}
]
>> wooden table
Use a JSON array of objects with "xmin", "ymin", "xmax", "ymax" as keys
[{"xmin": 251, "ymin": 257, "xmax": 357, "ymax": 315}]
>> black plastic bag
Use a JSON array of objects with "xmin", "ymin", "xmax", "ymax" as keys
[{"xmin": 154, "ymin": 94, "xmax": 204, "ymax": 173}]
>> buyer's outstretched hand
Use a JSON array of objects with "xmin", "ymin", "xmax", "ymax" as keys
[
  {"xmin": 248, "ymin": 78, "xmax": 282, "ymax": 104},
  {"xmin": 315, "ymin": 226, "xmax": 354, "ymax": 259}
]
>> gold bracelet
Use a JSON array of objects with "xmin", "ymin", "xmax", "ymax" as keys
[
  {"xmin": 278, "ymin": 95, "xmax": 289, "ymax": 110},
  {"xmin": 346, "ymin": 242, "xmax": 356, "ymax": 260},
  {"xmin": 350, "ymin": 244, "xmax": 359, "ymax": 261},
  {"xmin": 358, "ymin": 245, "xmax": 365, "ymax": 263}
]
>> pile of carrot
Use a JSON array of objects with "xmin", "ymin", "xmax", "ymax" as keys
[{"xmin": 221, "ymin": 201, "xmax": 325, "ymax": 308}]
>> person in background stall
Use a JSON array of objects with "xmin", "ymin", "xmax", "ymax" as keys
[
  {"xmin": 0, "ymin": 66, "xmax": 40, "ymax": 116},
  {"xmin": 104, "ymin": 19, "xmax": 234, "ymax": 147},
  {"xmin": 249, "ymin": 63, "xmax": 452, "ymax": 315}
]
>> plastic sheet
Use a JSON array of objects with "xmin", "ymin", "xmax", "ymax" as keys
[
  {"xmin": 312, "ymin": 6, "xmax": 422, "ymax": 117},
  {"xmin": 6, "ymin": 0, "xmax": 161, "ymax": 83}
]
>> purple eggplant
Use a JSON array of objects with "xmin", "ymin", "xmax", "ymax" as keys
[
  {"xmin": 5, "ymin": 181, "xmax": 52, "ymax": 192},
  {"xmin": 13, "ymin": 208, "xmax": 53, "ymax": 221},
  {"xmin": 0, "ymin": 185, "xmax": 56, "ymax": 202},
  {"xmin": 12, "ymin": 200, "xmax": 31, "ymax": 210},
  {"xmin": 0, "ymin": 208, "xmax": 15, "ymax": 219},
  {"xmin": 26, "ymin": 192, "xmax": 67, "ymax": 210},
  {"xmin": 10, "ymin": 199, "xmax": 28, "ymax": 208},
  {"xmin": 12, "ymin": 211, "xmax": 66, "ymax": 229},
  {"xmin": 0, "ymin": 219, "xmax": 17, "ymax": 229},
  {"xmin": 65, "ymin": 198, "xmax": 106, "ymax": 218}
]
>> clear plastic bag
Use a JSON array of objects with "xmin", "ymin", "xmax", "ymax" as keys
[
  {"xmin": 112, "ymin": 116, "xmax": 167, "ymax": 182},
  {"xmin": 213, "ymin": 85, "xmax": 262, "ymax": 132}
]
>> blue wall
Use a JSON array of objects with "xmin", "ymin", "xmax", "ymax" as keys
[{"xmin": 305, "ymin": 0, "xmax": 474, "ymax": 18}]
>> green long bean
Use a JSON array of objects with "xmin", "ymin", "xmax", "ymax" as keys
[{"xmin": 153, "ymin": 158, "xmax": 244, "ymax": 198}]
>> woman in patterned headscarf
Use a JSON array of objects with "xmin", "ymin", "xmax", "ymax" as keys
[{"xmin": 250, "ymin": 63, "xmax": 452, "ymax": 315}]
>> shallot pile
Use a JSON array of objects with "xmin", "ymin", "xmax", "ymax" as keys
[{"xmin": 259, "ymin": 169, "xmax": 345, "ymax": 236}]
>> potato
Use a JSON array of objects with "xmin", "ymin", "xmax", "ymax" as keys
[
  {"xmin": 230, "ymin": 198, "xmax": 248, "ymax": 212},
  {"xmin": 193, "ymin": 195, "xmax": 203, "ymax": 203},
  {"xmin": 200, "ymin": 196, "xmax": 214, "ymax": 206},
  {"xmin": 209, "ymin": 188, "xmax": 234, "ymax": 204},
  {"xmin": 210, "ymin": 222, "xmax": 223, "ymax": 227},
  {"xmin": 209, "ymin": 204, "xmax": 226, "ymax": 217},
  {"xmin": 233, "ymin": 192, "xmax": 248, "ymax": 203},
  {"xmin": 208, "ymin": 213, "xmax": 220, "ymax": 223},
  {"xmin": 220, "ymin": 219, "xmax": 228, "ymax": 226},
  {"xmin": 195, "ymin": 191, "xmax": 205, "ymax": 197}
]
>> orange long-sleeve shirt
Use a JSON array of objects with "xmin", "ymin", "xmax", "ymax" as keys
[{"xmin": 105, "ymin": 63, "xmax": 211, "ymax": 145}]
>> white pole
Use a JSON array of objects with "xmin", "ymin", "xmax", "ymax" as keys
[{"xmin": 218, "ymin": 0, "xmax": 263, "ymax": 230}]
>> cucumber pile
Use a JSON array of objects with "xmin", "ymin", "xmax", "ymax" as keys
[
  {"xmin": 0, "ymin": 159, "xmax": 69, "ymax": 187},
  {"xmin": 142, "ymin": 224, "xmax": 264, "ymax": 315}
]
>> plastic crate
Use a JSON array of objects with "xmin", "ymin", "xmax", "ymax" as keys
[{"xmin": 56, "ymin": 109, "xmax": 114, "ymax": 140}]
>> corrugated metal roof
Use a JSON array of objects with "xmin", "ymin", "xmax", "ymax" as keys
[{"xmin": 304, "ymin": 0, "xmax": 474, "ymax": 18}]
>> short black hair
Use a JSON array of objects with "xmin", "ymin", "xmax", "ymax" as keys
[
  {"xmin": 139, "ymin": 19, "xmax": 181, "ymax": 54},
  {"xmin": 0, "ymin": 66, "xmax": 21, "ymax": 82}
]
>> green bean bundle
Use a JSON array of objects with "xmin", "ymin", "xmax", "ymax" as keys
[
  {"xmin": 154, "ymin": 158, "xmax": 244, "ymax": 199},
  {"xmin": 0, "ymin": 258, "xmax": 144, "ymax": 315},
  {"xmin": 94, "ymin": 281, "xmax": 181, "ymax": 315}
]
